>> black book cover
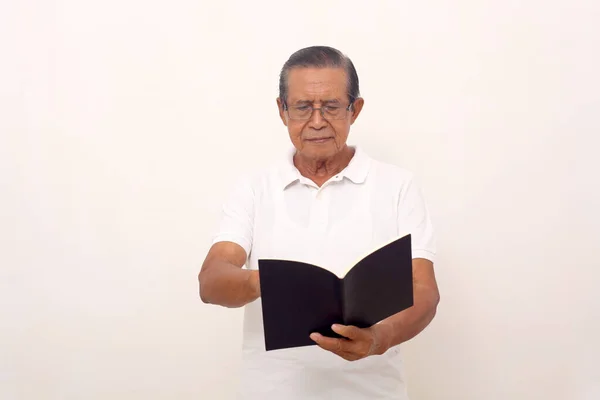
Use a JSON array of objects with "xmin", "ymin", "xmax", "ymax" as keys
[{"xmin": 258, "ymin": 234, "xmax": 414, "ymax": 351}]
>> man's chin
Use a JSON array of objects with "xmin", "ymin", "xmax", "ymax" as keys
[{"xmin": 299, "ymin": 144, "xmax": 343, "ymax": 160}]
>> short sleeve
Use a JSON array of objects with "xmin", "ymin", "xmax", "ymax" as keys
[
  {"xmin": 397, "ymin": 176, "xmax": 437, "ymax": 263},
  {"xmin": 211, "ymin": 176, "xmax": 255, "ymax": 258}
]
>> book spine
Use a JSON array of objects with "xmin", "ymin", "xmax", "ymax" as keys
[{"xmin": 340, "ymin": 279, "xmax": 347, "ymax": 324}]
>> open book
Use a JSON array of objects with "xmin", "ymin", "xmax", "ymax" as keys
[{"xmin": 258, "ymin": 234, "xmax": 414, "ymax": 351}]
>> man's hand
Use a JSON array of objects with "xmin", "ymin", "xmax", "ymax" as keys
[{"xmin": 310, "ymin": 323, "xmax": 394, "ymax": 361}]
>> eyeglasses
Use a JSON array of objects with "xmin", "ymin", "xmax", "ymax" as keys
[{"xmin": 284, "ymin": 102, "xmax": 353, "ymax": 120}]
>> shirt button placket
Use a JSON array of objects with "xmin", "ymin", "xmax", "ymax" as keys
[{"xmin": 314, "ymin": 189, "xmax": 328, "ymax": 233}]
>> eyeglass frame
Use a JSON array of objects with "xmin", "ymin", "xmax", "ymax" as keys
[{"xmin": 282, "ymin": 98, "xmax": 356, "ymax": 121}]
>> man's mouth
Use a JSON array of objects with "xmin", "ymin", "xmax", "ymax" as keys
[{"xmin": 306, "ymin": 137, "xmax": 333, "ymax": 143}]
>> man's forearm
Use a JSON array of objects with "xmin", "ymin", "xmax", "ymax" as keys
[
  {"xmin": 199, "ymin": 261, "xmax": 259, "ymax": 308},
  {"xmin": 377, "ymin": 283, "xmax": 440, "ymax": 348}
]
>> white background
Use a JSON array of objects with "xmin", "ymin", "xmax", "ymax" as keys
[{"xmin": 1, "ymin": 1, "xmax": 599, "ymax": 399}]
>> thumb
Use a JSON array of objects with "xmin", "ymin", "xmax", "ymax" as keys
[{"xmin": 332, "ymin": 324, "xmax": 362, "ymax": 340}]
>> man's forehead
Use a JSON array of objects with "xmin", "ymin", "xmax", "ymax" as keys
[{"xmin": 287, "ymin": 67, "xmax": 347, "ymax": 100}]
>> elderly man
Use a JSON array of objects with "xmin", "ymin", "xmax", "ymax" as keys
[{"xmin": 198, "ymin": 46, "xmax": 440, "ymax": 400}]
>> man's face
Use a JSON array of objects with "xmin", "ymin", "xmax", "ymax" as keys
[{"xmin": 277, "ymin": 67, "xmax": 364, "ymax": 160}]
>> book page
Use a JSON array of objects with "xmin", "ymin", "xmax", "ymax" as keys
[{"xmin": 339, "ymin": 233, "xmax": 411, "ymax": 278}]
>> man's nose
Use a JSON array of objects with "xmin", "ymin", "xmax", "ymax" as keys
[{"xmin": 308, "ymin": 107, "xmax": 327, "ymax": 129}]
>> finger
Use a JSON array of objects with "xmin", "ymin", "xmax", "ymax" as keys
[
  {"xmin": 310, "ymin": 333, "xmax": 351, "ymax": 353},
  {"xmin": 311, "ymin": 332, "xmax": 369, "ymax": 361},
  {"xmin": 328, "ymin": 327, "xmax": 374, "ymax": 359},
  {"xmin": 312, "ymin": 342, "xmax": 359, "ymax": 361},
  {"xmin": 342, "ymin": 352, "xmax": 362, "ymax": 361},
  {"xmin": 331, "ymin": 324, "xmax": 366, "ymax": 340}
]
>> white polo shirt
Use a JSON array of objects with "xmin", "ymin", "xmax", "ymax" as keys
[{"xmin": 212, "ymin": 146, "xmax": 436, "ymax": 400}]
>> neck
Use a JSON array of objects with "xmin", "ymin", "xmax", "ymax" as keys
[{"xmin": 293, "ymin": 145, "xmax": 355, "ymax": 187}]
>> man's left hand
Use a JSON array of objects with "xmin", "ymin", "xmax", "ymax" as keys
[{"xmin": 310, "ymin": 323, "xmax": 393, "ymax": 361}]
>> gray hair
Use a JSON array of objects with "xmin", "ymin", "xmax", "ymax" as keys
[{"xmin": 278, "ymin": 46, "xmax": 360, "ymax": 106}]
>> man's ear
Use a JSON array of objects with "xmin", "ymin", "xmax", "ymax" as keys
[
  {"xmin": 276, "ymin": 98, "xmax": 288, "ymax": 127},
  {"xmin": 350, "ymin": 98, "xmax": 364, "ymax": 125}
]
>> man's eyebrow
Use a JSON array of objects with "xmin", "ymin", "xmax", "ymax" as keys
[{"xmin": 291, "ymin": 99, "xmax": 342, "ymax": 105}]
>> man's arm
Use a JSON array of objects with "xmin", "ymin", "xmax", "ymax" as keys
[
  {"xmin": 310, "ymin": 258, "xmax": 439, "ymax": 360},
  {"xmin": 311, "ymin": 174, "xmax": 439, "ymax": 360},
  {"xmin": 198, "ymin": 241, "xmax": 260, "ymax": 308}
]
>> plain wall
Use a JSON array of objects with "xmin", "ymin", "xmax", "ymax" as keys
[{"xmin": 1, "ymin": 1, "xmax": 599, "ymax": 399}]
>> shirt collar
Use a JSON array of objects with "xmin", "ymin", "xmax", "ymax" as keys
[{"xmin": 279, "ymin": 145, "xmax": 371, "ymax": 190}]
